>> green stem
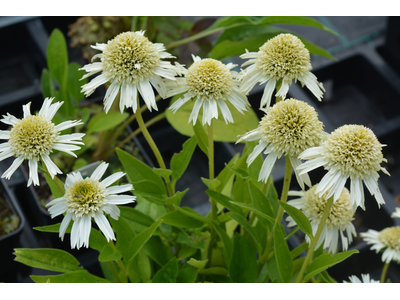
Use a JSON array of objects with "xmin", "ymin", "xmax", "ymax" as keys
[
  {"xmin": 165, "ymin": 24, "xmax": 242, "ymax": 50},
  {"xmin": 260, "ymin": 156, "xmax": 292, "ymax": 264},
  {"xmin": 380, "ymin": 262, "xmax": 390, "ymax": 283},
  {"xmin": 38, "ymin": 161, "xmax": 65, "ymax": 195},
  {"xmin": 106, "ymin": 261, "xmax": 122, "ymax": 283},
  {"xmin": 135, "ymin": 98, "xmax": 173, "ymax": 197},
  {"xmin": 131, "ymin": 16, "xmax": 139, "ymax": 31},
  {"xmin": 295, "ymin": 196, "xmax": 334, "ymax": 283},
  {"xmin": 108, "ymin": 240, "xmax": 128, "ymax": 283}
]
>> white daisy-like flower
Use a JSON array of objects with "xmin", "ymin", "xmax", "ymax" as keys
[
  {"xmin": 239, "ymin": 33, "xmax": 325, "ymax": 109},
  {"xmin": 80, "ymin": 31, "xmax": 186, "ymax": 113},
  {"xmin": 343, "ymin": 274, "xmax": 380, "ymax": 283},
  {"xmin": 0, "ymin": 97, "xmax": 84, "ymax": 187},
  {"xmin": 297, "ymin": 124, "xmax": 390, "ymax": 210},
  {"xmin": 236, "ymin": 98, "xmax": 325, "ymax": 189},
  {"xmin": 166, "ymin": 55, "xmax": 250, "ymax": 125},
  {"xmin": 361, "ymin": 226, "xmax": 400, "ymax": 264},
  {"xmin": 46, "ymin": 162, "xmax": 136, "ymax": 249},
  {"xmin": 286, "ymin": 185, "xmax": 356, "ymax": 254},
  {"xmin": 392, "ymin": 207, "xmax": 400, "ymax": 219}
]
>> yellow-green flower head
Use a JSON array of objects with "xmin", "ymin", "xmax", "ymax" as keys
[
  {"xmin": 80, "ymin": 31, "xmax": 186, "ymax": 113},
  {"xmin": 0, "ymin": 98, "xmax": 84, "ymax": 186},
  {"xmin": 46, "ymin": 162, "xmax": 136, "ymax": 249},
  {"xmin": 236, "ymin": 98, "xmax": 324, "ymax": 189},
  {"xmin": 287, "ymin": 185, "xmax": 356, "ymax": 253},
  {"xmin": 166, "ymin": 55, "xmax": 250, "ymax": 125},
  {"xmin": 298, "ymin": 124, "xmax": 390, "ymax": 210},
  {"xmin": 361, "ymin": 226, "xmax": 400, "ymax": 264},
  {"xmin": 239, "ymin": 33, "xmax": 325, "ymax": 109}
]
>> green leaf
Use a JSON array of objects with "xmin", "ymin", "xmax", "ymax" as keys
[
  {"xmin": 165, "ymin": 189, "xmax": 189, "ymax": 207},
  {"xmin": 199, "ymin": 267, "xmax": 229, "ymax": 276},
  {"xmin": 274, "ymin": 224, "xmax": 294, "ymax": 283},
  {"xmin": 212, "ymin": 221, "xmax": 233, "ymax": 265},
  {"xmin": 116, "ymin": 148, "xmax": 167, "ymax": 200},
  {"xmin": 67, "ymin": 62, "xmax": 87, "ymax": 105},
  {"xmin": 153, "ymin": 168, "xmax": 172, "ymax": 182},
  {"xmin": 177, "ymin": 245, "xmax": 198, "ymax": 260},
  {"xmin": 43, "ymin": 173, "xmax": 64, "ymax": 198},
  {"xmin": 166, "ymin": 97, "xmax": 259, "ymax": 143},
  {"xmin": 128, "ymin": 219, "xmax": 163, "ymax": 262},
  {"xmin": 187, "ymin": 258, "xmax": 208, "ymax": 269},
  {"xmin": 248, "ymin": 180, "xmax": 275, "ymax": 227},
  {"xmin": 303, "ymin": 250, "xmax": 359, "ymax": 282},
  {"xmin": 229, "ymin": 234, "xmax": 258, "ymax": 283},
  {"xmin": 14, "ymin": 248, "xmax": 81, "ymax": 273},
  {"xmin": 230, "ymin": 201, "xmax": 275, "ymax": 226},
  {"xmin": 177, "ymin": 266, "xmax": 199, "ymax": 283},
  {"xmin": 279, "ymin": 201, "xmax": 313, "ymax": 239},
  {"xmin": 109, "ymin": 216, "xmax": 136, "ymax": 261},
  {"xmin": 87, "ymin": 111, "xmax": 129, "ymax": 134},
  {"xmin": 47, "ymin": 29, "xmax": 68, "ymax": 88},
  {"xmin": 173, "ymin": 205, "xmax": 210, "ymax": 224},
  {"xmin": 193, "ymin": 121, "xmax": 208, "ymax": 156},
  {"xmin": 119, "ymin": 206, "xmax": 155, "ymax": 228},
  {"xmin": 33, "ymin": 222, "xmax": 71, "ymax": 233},
  {"xmin": 176, "ymin": 231, "xmax": 205, "ymax": 250},
  {"xmin": 206, "ymin": 190, "xmax": 244, "ymax": 216},
  {"xmin": 31, "ymin": 270, "xmax": 109, "ymax": 283},
  {"xmin": 290, "ymin": 242, "xmax": 308, "ymax": 260},
  {"xmin": 98, "ymin": 244, "xmax": 122, "ymax": 262},
  {"xmin": 161, "ymin": 209, "xmax": 205, "ymax": 229},
  {"xmin": 128, "ymin": 249, "xmax": 152, "ymax": 283},
  {"xmin": 170, "ymin": 135, "xmax": 198, "ymax": 184},
  {"xmin": 143, "ymin": 236, "xmax": 174, "ymax": 267},
  {"xmin": 229, "ymin": 213, "xmax": 262, "ymax": 252},
  {"xmin": 40, "ymin": 68, "xmax": 56, "ymax": 98},
  {"xmin": 89, "ymin": 228, "xmax": 108, "ymax": 252},
  {"xmin": 152, "ymin": 257, "xmax": 178, "ymax": 283}
]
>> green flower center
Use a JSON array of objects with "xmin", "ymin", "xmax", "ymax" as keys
[
  {"xmin": 379, "ymin": 227, "xmax": 400, "ymax": 250},
  {"xmin": 9, "ymin": 115, "xmax": 58, "ymax": 160},
  {"xmin": 302, "ymin": 185, "xmax": 354, "ymax": 228},
  {"xmin": 323, "ymin": 125, "xmax": 384, "ymax": 179},
  {"xmin": 186, "ymin": 58, "xmax": 233, "ymax": 100},
  {"xmin": 101, "ymin": 31, "xmax": 160, "ymax": 85},
  {"xmin": 256, "ymin": 33, "xmax": 311, "ymax": 81},
  {"xmin": 259, "ymin": 98, "xmax": 324, "ymax": 157},
  {"xmin": 65, "ymin": 178, "xmax": 107, "ymax": 216}
]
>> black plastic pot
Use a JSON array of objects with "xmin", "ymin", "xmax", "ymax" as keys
[{"xmin": 0, "ymin": 177, "xmax": 26, "ymax": 282}]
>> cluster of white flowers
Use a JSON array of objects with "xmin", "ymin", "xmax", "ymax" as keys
[{"xmin": 2, "ymin": 28, "xmax": 397, "ymax": 268}]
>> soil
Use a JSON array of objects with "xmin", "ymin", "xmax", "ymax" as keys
[{"xmin": 0, "ymin": 189, "xmax": 20, "ymax": 237}]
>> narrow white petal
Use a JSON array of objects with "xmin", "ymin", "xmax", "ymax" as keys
[
  {"xmin": 0, "ymin": 147, "xmax": 14, "ymax": 161},
  {"xmin": 150, "ymin": 75, "xmax": 167, "ymax": 99},
  {"xmin": 236, "ymin": 128, "xmax": 262, "ymax": 144},
  {"xmin": 2, "ymin": 156, "xmax": 24, "ymax": 180},
  {"xmin": 275, "ymin": 81, "xmax": 291, "ymax": 99},
  {"xmin": 91, "ymin": 162, "xmax": 108, "ymax": 181},
  {"xmin": 258, "ymin": 154, "xmax": 278, "ymax": 183},
  {"xmin": 59, "ymin": 212, "xmax": 72, "ymax": 240},
  {"xmin": 107, "ymin": 184, "xmax": 134, "ymax": 195},
  {"xmin": 55, "ymin": 120, "xmax": 83, "ymax": 132},
  {"xmin": 0, "ymin": 130, "xmax": 11, "ymax": 140},
  {"xmin": 70, "ymin": 218, "xmax": 81, "ymax": 249},
  {"xmin": 299, "ymin": 72, "xmax": 324, "ymax": 101},
  {"xmin": 316, "ymin": 171, "xmax": 342, "ymax": 196},
  {"xmin": 153, "ymin": 66, "xmax": 178, "ymax": 81},
  {"xmin": 169, "ymin": 93, "xmax": 192, "ymax": 113},
  {"xmin": 94, "ymin": 213, "xmax": 115, "ymax": 241},
  {"xmin": 1, "ymin": 113, "xmax": 19, "ymax": 126},
  {"xmin": 138, "ymin": 80, "xmax": 157, "ymax": 111},
  {"xmin": 41, "ymin": 154, "xmax": 62, "ymax": 178},
  {"xmin": 189, "ymin": 98, "xmax": 203, "ymax": 125},
  {"xmin": 298, "ymin": 157, "xmax": 327, "ymax": 175},
  {"xmin": 101, "ymin": 172, "xmax": 125, "ymax": 187},
  {"xmin": 120, "ymin": 84, "xmax": 128, "ymax": 113},
  {"xmin": 247, "ymin": 141, "xmax": 268, "ymax": 165},
  {"xmin": 103, "ymin": 81, "xmax": 120, "ymax": 113},
  {"xmin": 57, "ymin": 133, "xmax": 85, "ymax": 144},
  {"xmin": 260, "ymin": 79, "xmax": 276, "ymax": 109},
  {"xmin": 106, "ymin": 194, "xmax": 136, "ymax": 205},
  {"xmin": 52, "ymin": 143, "xmax": 81, "ymax": 157},
  {"xmin": 363, "ymin": 176, "xmax": 385, "ymax": 207},
  {"xmin": 240, "ymin": 69, "xmax": 263, "ymax": 94},
  {"xmin": 218, "ymin": 100, "xmax": 234, "ymax": 124},
  {"xmin": 22, "ymin": 102, "xmax": 32, "ymax": 118},
  {"xmin": 103, "ymin": 204, "xmax": 120, "ymax": 220},
  {"xmin": 298, "ymin": 146, "xmax": 324, "ymax": 160},
  {"xmin": 80, "ymin": 215, "xmax": 92, "ymax": 248},
  {"xmin": 47, "ymin": 202, "xmax": 67, "ymax": 217},
  {"xmin": 81, "ymin": 73, "xmax": 110, "ymax": 96}
]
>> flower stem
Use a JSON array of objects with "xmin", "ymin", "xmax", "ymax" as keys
[
  {"xmin": 260, "ymin": 155, "xmax": 292, "ymax": 264},
  {"xmin": 108, "ymin": 240, "xmax": 128, "ymax": 283},
  {"xmin": 106, "ymin": 261, "xmax": 122, "ymax": 283},
  {"xmin": 208, "ymin": 121, "xmax": 217, "ymax": 220},
  {"xmin": 134, "ymin": 98, "xmax": 174, "ymax": 197},
  {"xmin": 380, "ymin": 262, "xmax": 390, "ymax": 283},
  {"xmin": 295, "ymin": 195, "xmax": 334, "ymax": 283}
]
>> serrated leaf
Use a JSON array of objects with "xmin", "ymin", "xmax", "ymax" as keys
[
  {"xmin": 170, "ymin": 135, "xmax": 198, "ymax": 184},
  {"xmin": 47, "ymin": 28, "xmax": 68, "ymax": 88},
  {"xmin": 31, "ymin": 270, "xmax": 109, "ymax": 283},
  {"xmin": 152, "ymin": 257, "xmax": 178, "ymax": 283},
  {"xmin": 303, "ymin": 250, "xmax": 359, "ymax": 282},
  {"xmin": 229, "ymin": 233, "xmax": 258, "ymax": 283},
  {"xmin": 279, "ymin": 201, "xmax": 313, "ymax": 239},
  {"xmin": 87, "ymin": 111, "xmax": 129, "ymax": 134},
  {"xmin": 274, "ymin": 224, "xmax": 293, "ymax": 282},
  {"xmin": 14, "ymin": 248, "xmax": 81, "ymax": 273}
]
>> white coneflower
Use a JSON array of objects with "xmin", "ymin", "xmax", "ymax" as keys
[
  {"xmin": 286, "ymin": 185, "xmax": 356, "ymax": 254},
  {"xmin": 239, "ymin": 33, "xmax": 324, "ymax": 109},
  {"xmin": 361, "ymin": 226, "xmax": 400, "ymax": 264},
  {"xmin": 236, "ymin": 98, "xmax": 324, "ymax": 189},
  {"xmin": 297, "ymin": 124, "xmax": 390, "ymax": 210},
  {"xmin": 80, "ymin": 31, "xmax": 185, "ymax": 113},
  {"xmin": 392, "ymin": 207, "xmax": 400, "ymax": 219},
  {"xmin": 46, "ymin": 162, "xmax": 136, "ymax": 249},
  {"xmin": 166, "ymin": 55, "xmax": 250, "ymax": 125},
  {"xmin": 0, "ymin": 98, "xmax": 84, "ymax": 186},
  {"xmin": 343, "ymin": 274, "xmax": 380, "ymax": 283}
]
